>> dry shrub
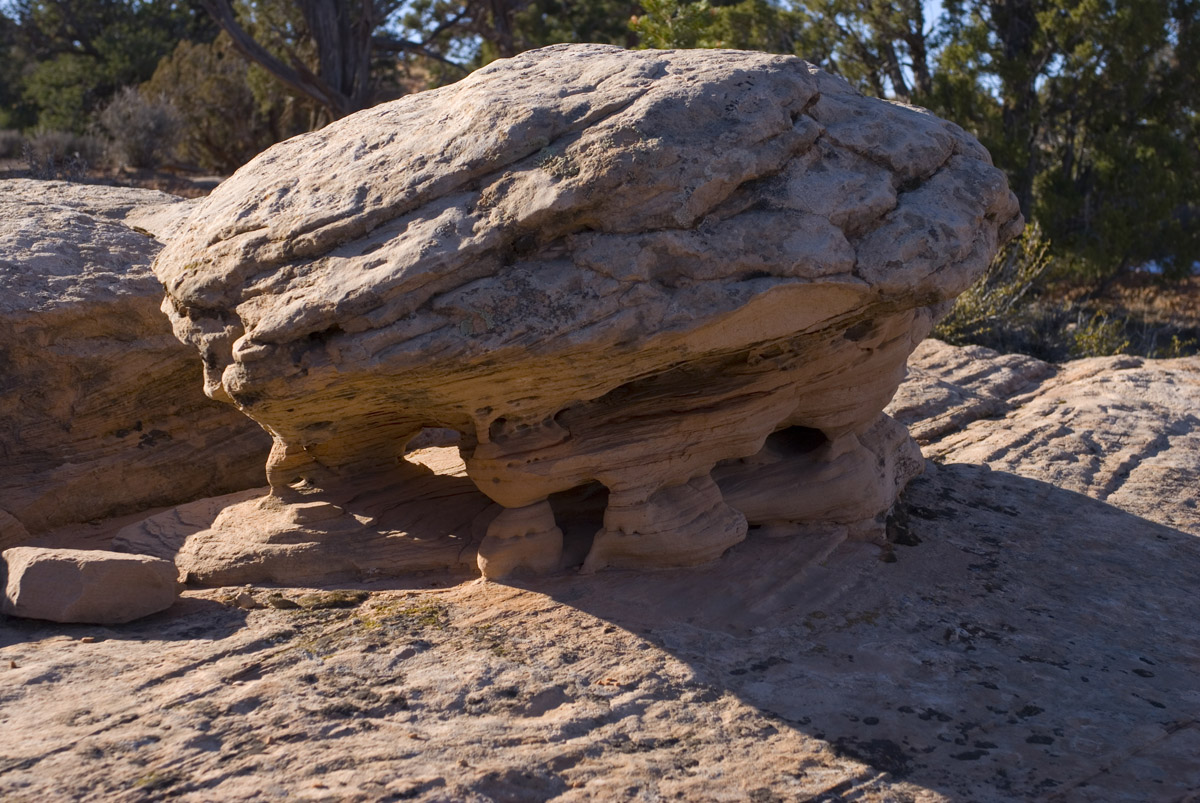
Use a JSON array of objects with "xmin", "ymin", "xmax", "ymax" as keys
[
  {"xmin": 98, "ymin": 87, "xmax": 181, "ymax": 170},
  {"xmin": 22, "ymin": 129, "xmax": 103, "ymax": 180},
  {"xmin": 935, "ymin": 225, "xmax": 1199, "ymax": 361},
  {"xmin": 0, "ymin": 129, "xmax": 26, "ymax": 159}
]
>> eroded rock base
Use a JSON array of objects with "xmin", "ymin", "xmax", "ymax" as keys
[
  {"xmin": 477, "ymin": 502, "xmax": 564, "ymax": 578},
  {"xmin": 117, "ymin": 414, "xmax": 921, "ymax": 586}
]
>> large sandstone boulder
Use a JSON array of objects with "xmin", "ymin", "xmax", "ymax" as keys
[
  {"xmin": 1, "ymin": 547, "xmax": 179, "ymax": 623},
  {"xmin": 0, "ymin": 180, "xmax": 272, "ymax": 543},
  {"xmin": 152, "ymin": 45, "xmax": 1021, "ymax": 582}
]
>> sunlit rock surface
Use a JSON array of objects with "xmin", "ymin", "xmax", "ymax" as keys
[
  {"xmin": 0, "ymin": 180, "xmax": 271, "ymax": 543},
  {"xmin": 2, "ymin": 546, "xmax": 179, "ymax": 624},
  {"xmin": 9, "ymin": 343, "xmax": 1200, "ymax": 801},
  {"xmin": 152, "ymin": 45, "xmax": 1021, "ymax": 582}
]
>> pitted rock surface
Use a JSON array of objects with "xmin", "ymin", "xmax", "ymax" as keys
[
  {"xmin": 154, "ymin": 44, "xmax": 1021, "ymax": 581},
  {"xmin": 0, "ymin": 181, "xmax": 270, "ymax": 541}
]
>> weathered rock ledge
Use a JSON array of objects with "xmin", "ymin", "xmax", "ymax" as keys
[
  {"xmin": 888, "ymin": 338, "xmax": 1200, "ymax": 531},
  {"xmin": 0, "ymin": 180, "xmax": 271, "ymax": 545}
]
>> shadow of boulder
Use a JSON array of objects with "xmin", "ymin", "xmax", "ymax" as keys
[{"xmin": 522, "ymin": 461, "xmax": 1200, "ymax": 801}]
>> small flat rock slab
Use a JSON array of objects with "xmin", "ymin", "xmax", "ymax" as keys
[{"xmin": 2, "ymin": 547, "xmax": 180, "ymax": 624}]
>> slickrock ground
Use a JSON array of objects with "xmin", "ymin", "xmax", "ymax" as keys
[
  {"xmin": 2, "ymin": 341, "xmax": 1196, "ymax": 802},
  {"xmin": 0, "ymin": 180, "xmax": 271, "ymax": 542}
]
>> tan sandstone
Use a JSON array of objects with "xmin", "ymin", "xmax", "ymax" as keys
[
  {"xmin": 2, "ymin": 342, "xmax": 1197, "ymax": 801},
  {"xmin": 151, "ymin": 45, "xmax": 1021, "ymax": 583},
  {"xmin": 0, "ymin": 180, "xmax": 272, "ymax": 543},
  {"xmin": 1, "ymin": 546, "xmax": 179, "ymax": 623}
]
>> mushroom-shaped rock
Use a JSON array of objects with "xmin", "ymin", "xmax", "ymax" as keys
[
  {"xmin": 153, "ymin": 44, "xmax": 1022, "ymax": 583},
  {"xmin": 2, "ymin": 547, "xmax": 180, "ymax": 624}
]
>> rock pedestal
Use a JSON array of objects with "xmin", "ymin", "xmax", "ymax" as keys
[{"xmin": 150, "ymin": 45, "xmax": 1021, "ymax": 582}]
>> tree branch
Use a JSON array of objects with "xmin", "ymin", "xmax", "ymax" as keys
[
  {"xmin": 372, "ymin": 33, "xmax": 470, "ymax": 74},
  {"xmin": 198, "ymin": 0, "xmax": 351, "ymax": 118}
]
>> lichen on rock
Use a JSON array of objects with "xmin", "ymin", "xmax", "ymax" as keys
[{"xmin": 152, "ymin": 44, "xmax": 1022, "ymax": 582}]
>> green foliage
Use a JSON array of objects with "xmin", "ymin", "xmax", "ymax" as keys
[
  {"xmin": 935, "ymin": 224, "xmax": 1199, "ymax": 361},
  {"xmin": 628, "ymin": 0, "xmax": 808, "ymax": 52},
  {"xmin": 934, "ymin": 223, "xmax": 1054, "ymax": 350},
  {"xmin": 785, "ymin": 0, "xmax": 934, "ymax": 100},
  {"xmin": 513, "ymin": 0, "xmax": 639, "ymax": 51},
  {"xmin": 20, "ymin": 53, "xmax": 100, "ymax": 132},
  {"xmin": 1070, "ymin": 312, "xmax": 1130, "ymax": 358},
  {"xmin": 1151, "ymin": 334, "xmax": 1199, "ymax": 359},
  {"xmin": 0, "ymin": 12, "xmax": 34, "ymax": 129},
  {"xmin": 709, "ymin": 0, "xmax": 804, "ymax": 54},
  {"xmin": 7, "ymin": 0, "xmax": 217, "ymax": 132},
  {"xmin": 631, "ymin": 0, "xmax": 722, "ymax": 48},
  {"xmin": 933, "ymin": 0, "xmax": 1200, "ymax": 281},
  {"xmin": 142, "ymin": 33, "xmax": 307, "ymax": 173}
]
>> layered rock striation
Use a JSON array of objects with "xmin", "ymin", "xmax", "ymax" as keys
[
  {"xmin": 889, "ymin": 338, "xmax": 1200, "ymax": 532},
  {"xmin": 0, "ymin": 181, "xmax": 271, "ymax": 544},
  {"xmin": 153, "ymin": 45, "xmax": 1021, "ymax": 581}
]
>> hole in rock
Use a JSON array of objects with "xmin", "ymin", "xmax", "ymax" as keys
[
  {"xmin": 404, "ymin": 427, "xmax": 462, "ymax": 452},
  {"xmin": 548, "ymin": 482, "xmax": 609, "ymax": 568},
  {"xmin": 740, "ymin": 270, "xmax": 773, "ymax": 282},
  {"xmin": 843, "ymin": 320, "xmax": 876, "ymax": 342},
  {"xmin": 306, "ymin": 324, "xmax": 345, "ymax": 344},
  {"xmin": 512, "ymin": 233, "xmax": 537, "ymax": 256},
  {"xmin": 767, "ymin": 426, "xmax": 828, "ymax": 456}
]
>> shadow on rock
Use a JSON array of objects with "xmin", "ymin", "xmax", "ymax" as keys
[
  {"xmin": 0, "ymin": 596, "xmax": 248, "ymax": 649},
  {"xmin": 521, "ymin": 461, "xmax": 1200, "ymax": 801}
]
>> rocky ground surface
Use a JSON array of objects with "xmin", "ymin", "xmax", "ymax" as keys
[{"xmin": 1, "ymin": 340, "xmax": 1198, "ymax": 802}]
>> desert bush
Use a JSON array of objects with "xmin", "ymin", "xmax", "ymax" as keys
[
  {"xmin": 0, "ymin": 129, "xmax": 25, "ymax": 158},
  {"xmin": 22, "ymin": 129, "xmax": 103, "ymax": 180},
  {"xmin": 934, "ymin": 223, "xmax": 1059, "ymax": 356},
  {"xmin": 98, "ymin": 87, "xmax": 180, "ymax": 169},
  {"xmin": 1149, "ymin": 333, "xmax": 1198, "ymax": 359},
  {"xmin": 1070, "ymin": 312, "xmax": 1131, "ymax": 358},
  {"xmin": 143, "ymin": 35, "xmax": 309, "ymax": 174},
  {"xmin": 936, "ymin": 225, "xmax": 1199, "ymax": 361}
]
